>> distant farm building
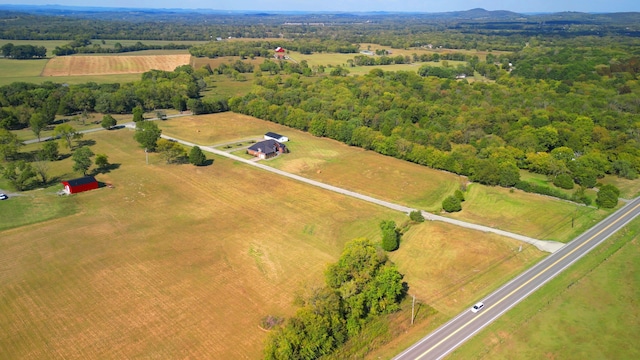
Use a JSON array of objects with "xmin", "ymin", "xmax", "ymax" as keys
[
  {"xmin": 264, "ymin": 132, "xmax": 289, "ymax": 143},
  {"xmin": 61, "ymin": 176, "xmax": 99, "ymax": 194},
  {"xmin": 274, "ymin": 47, "xmax": 286, "ymax": 59},
  {"xmin": 247, "ymin": 139, "xmax": 288, "ymax": 159}
]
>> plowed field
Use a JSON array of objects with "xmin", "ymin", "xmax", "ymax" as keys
[{"xmin": 41, "ymin": 54, "xmax": 191, "ymax": 76}]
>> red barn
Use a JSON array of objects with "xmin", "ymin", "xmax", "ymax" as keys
[
  {"xmin": 274, "ymin": 46, "xmax": 286, "ymax": 59},
  {"xmin": 62, "ymin": 176, "xmax": 99, "ymax": 194}
]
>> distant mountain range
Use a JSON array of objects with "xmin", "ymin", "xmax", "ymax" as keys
[{"xmin": 0, "ymin": 4, "xmax": 638, "ymax": 26}]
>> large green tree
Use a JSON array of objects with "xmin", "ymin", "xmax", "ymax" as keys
[
  {"xmin": 94, "ymin": 153, "xmax": 109, "ymax": 171},
  {"xmin": 40, "ymin": 141, "xmax": 59, "ymax": 161},
  {"xmin": 53, "ymin": 123, "xmax": 82, "ymax": 149},
  {"xmin": 443, "ymin": 195, "xmax": 462, "ymax": 212},
  {"xmin": 596, "ymin": 184, "xmax": 620, "ymax": 209},
  {"xmin": 0, "ymin": 128, "xmax": 22, "ymax": 161},
  {"xmin": 379, "ymin": 220, "xmax": 399, "ymax": 252},
  {"xmin": 157, "ymin": 138, "xmax": 186, "ymax": 164},
  {"xmin": 266, "ymin": 238, "xmax": 405, "ymax": 359},
  {"xmin": 133, "ymin": 121, "xmax": 162, "ymax": 152},
  {"xmin": 101, "ymin": 114, "xmax": 117, "ymax": 130},
  {"xmin": 1, "ymin": 161, "xmax": 36, "ymax": 190},
  {"xmin": 29, "ymin": 112, "xmax": 48, "ymax": 142},
  {"xmin": 132, "ymin": 105, "xmax": 144, "ymax": 122},
  {"xmin": 72, "ymin": 146, "xmax": 94, "ymax": 175},
  {"xmin": 188, "ymin": 146, "xmax": 207, "ymax": 166}
]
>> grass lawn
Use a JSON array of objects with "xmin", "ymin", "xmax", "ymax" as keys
[
  {"xmin": 448, "ymin": 184, "xmax": 608, "ymax": 242},
  {"xmin": 157, "ymin": 113, "xmax": 614, "ymax": 242},
  {"xmin": 0, "ymin": 190, "xmax": 77, "ymax": 231},
  {"xmin": 599, "ymin": 174, "xmax": 640, "ymax": 199},
  {"xmin": 200, "ymin": 73, "xmax": 257, "ymax": 99},
  {"xmin": 0, "ymin": 126, "xmax": 555, "ymax": 359},
  {"xmin": 0, "ymin": 59, "xmax": 48, "ymax": 85},
  {"xmin": 447, "ymin": 216, "xmax": 640, "ymax": 360}
]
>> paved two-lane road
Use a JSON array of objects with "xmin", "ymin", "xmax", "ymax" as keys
[{"xmin": 394, "ymin": 196, "xmax": 640, "ymax": 360}]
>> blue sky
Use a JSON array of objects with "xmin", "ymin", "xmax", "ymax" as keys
[{"xmin": 1, "ymin": 0, "xmax": 638, "ymax": 13}]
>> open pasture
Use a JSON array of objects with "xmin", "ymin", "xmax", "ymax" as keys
[
  {"xmin": 448, "ymin": 184, "xmax": 607, "ymax": 242},
  {"xmin": 0, "ymin": 58, "xmax": 49, "ymax": 86},
  {"xmin": 0, "ymin": 128, "xmax": 552, "ymax": 359},
  {"xmin": 391, "ymin": 221, "xmax": 545, "ymax": 316},
  {"xmin": 41, "ymin": 54, "xmax": 191, "ymax": 76},
  {"xmin": 159, "ymin": 113, "xmax": 609, "ymax": 242},
  {"xmin": 0, "ymin": 130, "xmax": 407, "ymax": 359}
]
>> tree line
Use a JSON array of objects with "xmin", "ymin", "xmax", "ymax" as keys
[
  {"xmin": 0, "ymin": 65, "xmax": 220, "ymax": 132},
  {"xmin": 188, "ymin": 39, "xmax": 359, "ymax": 60},
  {"xmin": 264, "ymin": 238, "xmax": 405, "ymax": 359},
  {"xmin": 0, "ymin": 43, "xmax": 47, "ymax": 59},
  {"xmin": 52, "ymin": 38, "xmax": 192, "ymax": 56},
  {"xmin": 228, "ymin": 52, "xmax": 639, "ymax": 203}
]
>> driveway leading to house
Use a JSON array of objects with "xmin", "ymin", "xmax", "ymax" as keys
[
  {"xmin": 162, "ymin": 134, "xmax": 564, "ymax": 253},
  {"xmin": 22, "ymin": 113, "xmax": 192, "ymax": 145}
]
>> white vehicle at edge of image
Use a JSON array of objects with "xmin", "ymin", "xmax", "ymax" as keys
[
  {"xmin": 0, "ymin": 193, "xmax": 8, "ymax": 200},
  {"xmin": 471, "ymin": 302, "xmax": 485, "ymax": 313}
]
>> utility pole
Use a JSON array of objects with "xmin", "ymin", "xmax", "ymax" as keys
[
  {"xmin": 145, "ymin": 148, "xmax": 148, "ymax": 165},
  {"xmin": 411, "ymin": 294, "xmax": 416, "ymax": 325}
]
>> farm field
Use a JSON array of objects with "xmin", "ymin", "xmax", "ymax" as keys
[
  {"xmin": 0, "ymin": 129, "xmax": 542, "ymax": 359},
  {"xmin": 41, "ymin": 54, "xmax": 192, "ymax": 76},
  {"xmin": 447, "ymin": 216, "xmax": 640, "ymax": 360},
  {"xmin": 0, "ymin": 39, "xmax": 207, "ymax": 57},
  {"xmin": 159, "ymin": 113, "xmax": 608, "ymax": 242}
]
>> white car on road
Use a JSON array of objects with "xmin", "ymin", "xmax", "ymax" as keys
[{"xmin": 471, "ymin": 302, "xmax": 485, "ymax": 313}]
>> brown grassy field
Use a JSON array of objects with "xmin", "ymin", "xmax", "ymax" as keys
[
  {"xmin": 0, "ymin": 127, "xmax": 550, "ymax": 359},
  {"xmin": 41, "ymin": 54, "xmax": 192, "ymax": 76},
  {"xmin": 158, "ymin": 113, "xmax": 609, "ymax": 241}
]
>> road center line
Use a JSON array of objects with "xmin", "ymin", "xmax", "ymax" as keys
[{"xmin": 414, "ymin": 201, "xmax": 640, "ymax": 359}]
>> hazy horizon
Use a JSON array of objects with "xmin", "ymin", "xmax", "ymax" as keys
[{"xmin": 0, "ymin": 0, "xmax": 638, "ymax": 13}]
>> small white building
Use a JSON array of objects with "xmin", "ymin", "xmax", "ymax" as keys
[{"xmin": 264, "ymin": 132, "xmax": 288, "ymax": 143}]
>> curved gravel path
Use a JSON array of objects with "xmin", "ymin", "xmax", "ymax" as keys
[{"xmin": 165, "ymin": 135, "xmax": 565, "ymax": 253}]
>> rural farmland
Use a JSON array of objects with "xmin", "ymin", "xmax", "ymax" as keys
[
  {"xmin": 41, "ymin": 54, "xmax": 192, "ymax": 76},
  {"xmin": 0, "ymin": 129, "xmax": 545, "ymax": 359},
  {"xmin": 1, "ymin": 4, "xmax": 640, "ymax": 360}
]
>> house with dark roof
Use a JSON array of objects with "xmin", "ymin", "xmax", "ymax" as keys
[
  {"xmin": 247, "ymin": 139, "xmax": 288, "ymax": 159},
  {"xmin": 61, "ymin": 176, "xmax": 99, "ymax": 194},
  {"xmin": 264, "ymin": 132, "xmax": 289, "ymax": 143}
]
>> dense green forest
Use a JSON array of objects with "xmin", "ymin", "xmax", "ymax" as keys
[
  {"xmin": 0, "ymin": 65, "xmax": 228, "ymax": 131},
  {"xmin": 228, "ymin": 45, "xmax": 640, "ymax": 201}
]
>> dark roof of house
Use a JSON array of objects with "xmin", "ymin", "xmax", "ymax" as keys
[
  {"xmin": 248, "ymin": 139, "xmax": 285, "ymax": 155},
  {"xmin": 63, "ymin": 176, "xmax": 97, "ymax": 187},
  {"xmin": 265, "ymin": 131, "xmax": 284, "ymax": 139}
]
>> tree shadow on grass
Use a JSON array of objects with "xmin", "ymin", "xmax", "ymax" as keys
[
  {"xmin": 92, "ymin": 163, "xmax": 121, "ymax": 175},
  {"xmin": 75, "ymin": 139, "xmax": 96, "ymax": 148}
]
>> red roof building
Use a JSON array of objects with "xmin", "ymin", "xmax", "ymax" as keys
[
  {"xmin": 62, "ymin": 176, "xmax": 99, "ymax": 194},
  {"xmin": 274, "ymin": 47, "xmax": 286, "ymax": 59}
]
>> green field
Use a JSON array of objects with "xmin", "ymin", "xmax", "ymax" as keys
[
  {"xmin": 0, "ymin": 39, "xmax": 204, "ymax": 85},
  {"xmin": 448, "ymin": 216, "xmax": 640, "ymax": 360}
]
